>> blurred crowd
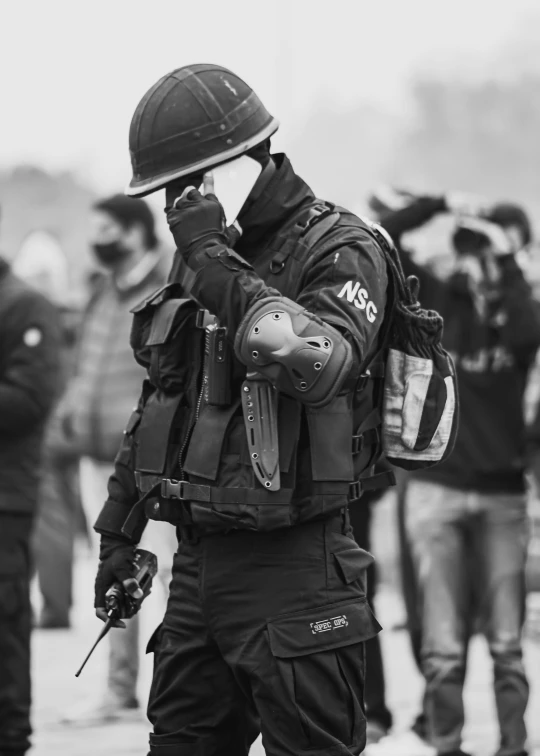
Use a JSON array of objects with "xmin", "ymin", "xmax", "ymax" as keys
[{"xmin": 1, "ymin": 178, "xmax": 540, "ymax": 756}]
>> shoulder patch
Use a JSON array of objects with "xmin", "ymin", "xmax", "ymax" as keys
[
  {"xmin": 337, "ymin": 281, "xmax": 378, "ymax": 323},
  {"xmin": 23, "ymin": 328, "xmax": 43, "ymax": 347}
]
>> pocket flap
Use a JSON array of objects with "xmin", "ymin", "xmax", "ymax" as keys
[
  {"xmin": 147, "ymin": 299, "xmax": 194, "ymax": 345},
  {"xmin": 124, "ymin": 409, "xmax": 141, "ymax": 436},
  {"xmin": 334, "ymin": 548, "xmax": 374, "ymax": 584},
  {"xmin": 130, "ymin": 283, "xmax": 185, "ymax": 313},
  {"xmin": 267, "ymin": 598, "xmax": 381, "ymax": 659},
  {"xmin": 145, "ymin": 622, "xmax": 163, "ymax": 654}
]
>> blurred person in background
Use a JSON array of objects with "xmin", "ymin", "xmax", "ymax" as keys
[
  {"xmin": 58, "ymin": 195, "xmax": 176, "ymax": 725},
  {"xmin": 366, "ymin": 188, "xmax": 465, "ymax": 751},
  {"xmin": 372, "ymin": 188, "xmax": 537, "ymax": 756},
  {"xmin": 0, "ymin": 229, "xmax": 61, "ymax": 756},
  {"xmin": 13, "ymin": 230, "xmax": 82, "ymax": 630}
]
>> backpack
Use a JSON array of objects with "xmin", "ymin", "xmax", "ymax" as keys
[{"xmin": 294, "ymin": 203, "xmax": 459, "ymax": 471}]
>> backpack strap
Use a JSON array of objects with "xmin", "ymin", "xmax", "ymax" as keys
[{"xmin": 268, "ymin": 202, "xmax": 341, "ymax": 274}]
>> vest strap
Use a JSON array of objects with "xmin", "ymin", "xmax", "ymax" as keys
[
  {"xmin": 352, "ymin": 408, "xmax": 381, "ymax": 454},
  {"xmin": 348, "ymin": 470, "xmax": 396, "ymax": 502},
  {"xmin": 268, "ymin": 203, "xmax": 339, "ymax": 275},
  {"xmin": 121, "ymin": 482, "xmax": 161, "ymax": 539},
  {"xmin": 160, "ymin": 479, "xmax": 295, "ymax": 506}
]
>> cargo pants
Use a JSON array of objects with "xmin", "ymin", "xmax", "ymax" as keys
[{"xmin": 146, "ymin": 510, "xmax": 381, "ymax": 756}]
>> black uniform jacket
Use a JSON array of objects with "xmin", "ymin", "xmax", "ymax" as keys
[
  {"xmin": 0, "ymin": 258, "xmax": 61, "ymax": 514},
  {"xmin": 95, "ymin": 155, "xmax": 390, "ymax": 540}
]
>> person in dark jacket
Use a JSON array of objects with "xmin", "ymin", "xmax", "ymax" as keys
[
  {"xmin": 12, "ymin": 230, "xmax": 82, "ymax": 630},
  {"xmin": 91, "ymin": 64, "xmax": 398, "ymax": 756},
  {"xmin": 373, "ymin": 189, "xmax": 537, "ymax": 756},
  {"xmin": 0, "ymin": 255, "xmax": 61, "ymax": 756}
]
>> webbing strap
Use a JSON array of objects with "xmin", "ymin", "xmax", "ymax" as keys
[
  {"xmin": 161, "ymin": 479, "xmax": 295, "ymax": 506},
  {"xmin": 348, "ymin": 471, "xmax": 396, "ymax": 502},
  {"xmin": 121, "ymin": 482, "xmax": 161, "ymax": 539},
  {"xmin": 269, "ymin": 203, "xmax": 340, "ymax": 274}
]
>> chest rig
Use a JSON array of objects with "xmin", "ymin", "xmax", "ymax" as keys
[{"xmin": 121, "ymin": 202, "xmax": 394, "ymax": 539}]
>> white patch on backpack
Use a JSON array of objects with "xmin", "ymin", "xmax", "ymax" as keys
[
  {"xmin": 310, "ymin": 615, "xmax": 349, "ymax": 634},
  {"xmin": 23, "ymin": 328, "xmax": 42, "ymax": 347},
  {"xmin": 337, "ymin": 281, "xmax": 378, "ymax": 323}
]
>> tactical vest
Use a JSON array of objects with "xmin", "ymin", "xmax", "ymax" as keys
[{"xmin": 121, "ymin": 202, "xmax": 394, "ymax": 538}]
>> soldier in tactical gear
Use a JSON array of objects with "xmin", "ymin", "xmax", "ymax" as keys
[{"xmin": 93, "ymin": 64, "xmax": 395, "ymax": 756}]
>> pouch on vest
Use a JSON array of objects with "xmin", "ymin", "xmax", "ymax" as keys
[
  {"xmin": 363, "ymin": 221, "xmax": 459, "ymax": 470},
  {"xmin": 114, "ymin": 407, "xmax": 142, "ymax": 467},
  {"xmin": 130, "ymin": 284, "xmax": 201, "ymax": 393}
]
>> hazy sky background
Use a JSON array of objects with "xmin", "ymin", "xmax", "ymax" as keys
[{"xmin": 0, "ymin": 0, "xmax": 538, "ymax": 193}]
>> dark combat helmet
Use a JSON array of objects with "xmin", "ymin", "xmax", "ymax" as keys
[{"xmin": 127, "ymin": 64, "xmax": 279, "ymax": 197}]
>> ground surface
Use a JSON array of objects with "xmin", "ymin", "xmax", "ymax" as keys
[{"xmin": 30, "ymin": 549, "xmax": 540, "ymax": 756}]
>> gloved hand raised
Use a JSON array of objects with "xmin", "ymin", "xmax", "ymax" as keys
[
  {"xmin": 166, "ymin": 173, "xmax": 229, "ymax": 263},
  {"xmin": 94, "ymin": 536, "xmax": 143, "ymax": 627}
]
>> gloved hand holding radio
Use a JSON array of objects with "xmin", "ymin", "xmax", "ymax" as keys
[
  {"xmin": 94, "ymin": 536, "xmax": 143, "ymax": 627},
  {"xmin": 165, "ymin": 173, "xmax": 245, "ymax": 292},
  {"xmin": 166, "ymin": 174, "xmax": 228, "ymax": 262}
]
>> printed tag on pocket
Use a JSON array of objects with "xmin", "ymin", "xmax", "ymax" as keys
[{"xmin": 310, "ymin": 614, "xmax": 349, "ymax": 634}]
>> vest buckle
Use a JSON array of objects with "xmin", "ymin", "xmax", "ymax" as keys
[
  {"xmin": 349, "ymin": 480, "xmax": 363, "ymax": 502},
  {"xmin": 161, "ymin": 478, "xmax": 185, "ymax": 500}
]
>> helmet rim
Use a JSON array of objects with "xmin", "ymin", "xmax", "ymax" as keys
[{"xmin": 126, "ymin": 118, "xmax": 279, "ymax": 198}]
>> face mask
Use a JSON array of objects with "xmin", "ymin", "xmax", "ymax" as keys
[{"xmin": 92, "ymin": 241, "xmax": 130, "ymax": 267}]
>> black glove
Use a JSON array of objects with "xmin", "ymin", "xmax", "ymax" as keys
[
  {"xmin": 166, "ymin": 187, "xmax": 228, "ymax": 264},
  {"xmin": 94, "ymin": 536, "xmax": 142, "ymax": 625}
]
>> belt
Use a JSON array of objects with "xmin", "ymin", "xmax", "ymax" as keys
[
  {"xmin": 161, "ymin": 474, "xmax": 395, "ymax": 507},
  {"xmin": 122, "ymin": 471, "xmax": 396, "ymax": 540},
  {"xmin": 161, "ymin": 479, "xmax": 295, "ymax": 505}
]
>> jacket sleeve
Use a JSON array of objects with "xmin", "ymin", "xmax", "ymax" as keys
[
  {"xmin": 93, "ymin": 390, "xmax": 147, "ymax": 544},
  {"xmin": 0, "ymin": 290, "xmax": 61, "ymax": 436},
  {"xmin": 497, "ymin": 254, "xmax": 540, "ymax": 359},
  {"xmin": 186, "ymin": 231, "xmax": 387, "ymax": 381},
  {"xmin": 379, "ymin": 196, "xmax": 447, "ymax": 242},
  {"xmin": 294, "ymin": 232, "xmax": 388, "ymax": 376}
]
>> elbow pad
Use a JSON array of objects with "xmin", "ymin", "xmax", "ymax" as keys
[{"xmin": 234, "ymin": 297, "xmax": 353, "ymax": 408}]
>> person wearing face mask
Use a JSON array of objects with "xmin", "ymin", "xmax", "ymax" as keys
[
  {"xmin": 58, "ymin": 195, "xmax": 178, "ymax": 726},
  {"xmin": 372, "ymin": 189, "xmax": 538, "ymax": 756}
]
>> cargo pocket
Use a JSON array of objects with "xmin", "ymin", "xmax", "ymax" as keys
[
  {"xmin": 334, "ymin": 548, "xmax": 375, "ymax": 593},
  {"xmin": 267, "ymin": 597, "xmax": 381, "ymax": 750},
  {"xmin": 146, "ymin": 622, "xmax": 163, "ymax": 654}
]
